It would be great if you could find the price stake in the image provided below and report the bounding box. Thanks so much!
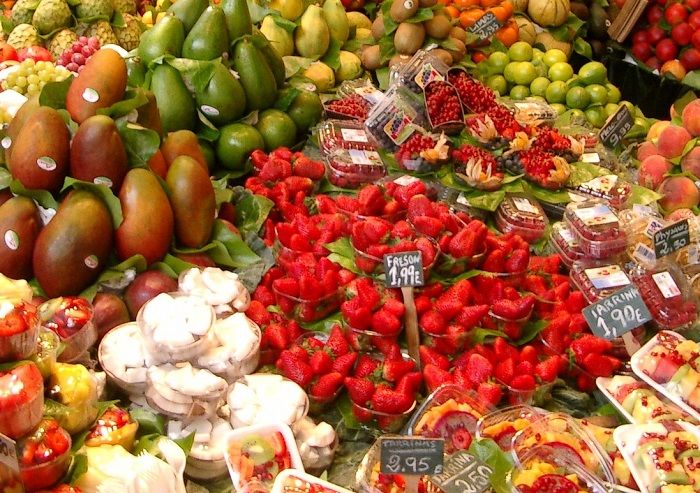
[384,252,425,288]
[0,433,22,492]
[583,284,652,342]
[599,105,634,148]
[429,451,493,493]
[380,437,444,475]
[467,12,501,40]
[654,219,690,258]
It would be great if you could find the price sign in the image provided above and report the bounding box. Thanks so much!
[0,433,22,492]
[654,219,690,258]
[380,437,444,475]
[583,284,652,340]
[429,451,493,493]
[384,252,424,288]
[468,12,501,40]
[599,105,634,148]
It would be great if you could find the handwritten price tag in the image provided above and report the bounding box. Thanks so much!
[599,105,633,148]
[468,11,502,40]
[429,451,493,493]
[654,219,690,258]
[0,432,22,492]
[583,284,652,340]
[384,252,424,288]
[380,437,444,475]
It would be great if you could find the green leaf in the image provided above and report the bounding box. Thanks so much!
[65,453,88,485]
[39,76,74,110]
[116,120,161,169]
[336,393,360,430]
[470,328,508,344]
[407,7,434,22]
[516,319,548,345]
[43,398,71,422]
[210,220,261,267]
[438,37,458,51]
[673,92,696,116]
[567,162,610,187]
[283,56,314,79]
[232,187,274,234]
[174,432,196,455]
[0,167,10,190]
[196,110,221,142]
[342,36,374,52]
[301,311,342,332]
[130,406,166,436]
[321,38,342,71]
[380,0,398,34]
[271,12,297,32]
[79,254,148,301]
[134,433,162,456]
[10,179,58,209]
[573,37,593,59]
[97,89,149,119]
[629,183,662,205]
[468,438,514,493]
[376,67,390,91]
[274,87,300,112]
[162,253,198,274]
[61,177,123,227]
[378,35,395,64]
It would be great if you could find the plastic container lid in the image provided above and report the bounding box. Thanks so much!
[570,259,632,304]
[570,174,632,210]
[364,86,426,151]
[317,120,377,155]
[392,50,449,95]
[564,199,627,259]
[476,405,545,451]
[495,194,548,243]
[549,222,584,268]
[325,149,387,189]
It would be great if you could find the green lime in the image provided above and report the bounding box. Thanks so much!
[545,80,568,104]
[285,89,323,134]
[198,139,215,170]
[532,48,544,63]
[578,61,607,85]
[510,85,530,100]
[503,62,519,84]
[486,74,508,96]
[568,108,586,120]
[604,103,619,117]
[548,62,574,82]
[543,49,568,67]
[551,103,567,115]
[508,41,534,62]
[566,86,591,110]
[533,59,548,78]
[513,61,538,85]
[530,76,550,97]
[585,106,608,128]
[530,95,546,102]
[255,109,298,152]
[216,123,265,170]
[585,84,608,106]
[487,51,510,74]
[606,83,621,104]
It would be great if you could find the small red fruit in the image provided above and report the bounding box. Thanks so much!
[647,5,664,23]
[632,41,653,61]
[646,56,662,70]
[656,38,679,62]
[671,22,693,46]
[665,3,689,25]
[0,42,17,62]
[689,10,700,29]
[693,29,700,49]
[632,30,650,45]
[647,24,666,44]
[680,47,700,70]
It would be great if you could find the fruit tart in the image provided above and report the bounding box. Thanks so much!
[476,405,544,451]
[0,361,44,439]
[85,406,138,451]
[18,419,71,492]
[452,144,504,191]
[41,297,96,363]
[0,275,39,362]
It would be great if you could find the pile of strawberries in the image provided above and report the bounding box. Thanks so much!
[275,213,346,260]
[341,277,405,342]
[246,298,307,365]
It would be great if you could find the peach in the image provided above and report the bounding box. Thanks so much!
[637,141,659,161]
[657,124,692,158]
[667,208,696,222]
[647,120,671,142]
[682,99,700,136]
[681,146,700,178]
[658,176,700,214]
[638,155,672,189]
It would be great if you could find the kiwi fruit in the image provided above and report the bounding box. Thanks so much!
[445,37,466,62]
[371,14,386,40]
[390,0,419,23]
[389,54,411,69]
[239,434,274,465]
[430,48,453,66]
[394,22,426,55]
[449,26,467,43]
[424,14,452,39]
[361,44,382,70]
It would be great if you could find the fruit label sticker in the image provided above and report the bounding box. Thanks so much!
[380,437,444,475]
[1,137,11,150]
[584,265,631,290]
[468,12,502,40]
[82,87,99,103]
[429,451,493,493]
[512,197,539,215]
[644,219,665,239]
[0,433,20,475]
[36,156,56,172]
[583,284,652,340]
[414,63,444,90]
[93,176,113,188]
[574,204,618,226]
[652,271,682,299]
[653,219,690,258]
[558,226,578,248]
[384,110,418,145]
[3,230,18,251]
[581,152,601,163]
[200,105,220,117]
[384,251,424,288]
[348,149,383,167]
[354,85,384,105]
[84,255,98,269]
[340,128,369,143]
[599,105,633,148]
[632,243,656,266]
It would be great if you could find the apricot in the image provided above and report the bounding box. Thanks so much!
[682,99,700,137]
[647,120,671,142]
[657,124,692,158]
[681,146,700,178]
[658,176,700,214]
[638,155,672,189]
[667,208,696,222]
[636,141,659,161]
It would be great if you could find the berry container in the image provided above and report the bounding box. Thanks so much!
[392,50,449,94]
[495,194,548,243]
[343,321,402,353]
[273,285,342,324]
[364,85,426,151]
[549,222,584,268]
[627,259,698,331]
[41,296,97,363]
[325,149,387,189]
[273,469,353,493]
[423,80,464,135]
[337,79,384,106]
[570,259,632,304]
[323,94,371,121]
[18,419,72,492]
[476,405,545,451]
[0,361,44,440]
[0,302,39,362]
[569,174,632,210]
[406,385,490,453]
[564,200,627,259]
[317,120,377,155]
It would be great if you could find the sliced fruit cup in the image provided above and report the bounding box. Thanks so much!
[316,120,378,155]
[343,321,402,353]
[273,286,342,324]
[510,413,616,485]
[30,328,60,380]
[0,301,40,362]
[419,322,470,354]
[0,361,44,440]
[224,422,304,493]
[407,384,491,453]
[325,149,387,189]
[476,405,545,451]
[356,439,431,493]
[563,199,627,260]
[508,445,610,493]
[98,322,156,395]
[40,296,97,363]
[549,222,584,269]
[273,240,325,273]
[495,194,549,244]
[18,419,72,492]
[272,469,353,493]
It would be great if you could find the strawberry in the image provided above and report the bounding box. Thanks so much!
[515,360,534,376]
[342,299,373,330]
[285,321,305,342]
[371,309,402,336]
[523,275,548,296]
[466,353,493,385]
[407,195,434,221]
[396,371,422,396]
[477,382,503,406]
[419,345,451,371]
[434,290,464,321]
[482,249,506,272]
[362,218,393,244]
[495,358,515,385]
[504,249,529,273]
[420,310,447,335]
[253,285,276,307]
[309,350,333,375]
[299,275,322,300]
[423,364,453,391]
[283,176,314,196]
[354,277,381,308]
[540,314,571,354]
[453,367,474,389]
[455,305,489,329]
[448,229,477,259]
[510,374,536,391]
[382,359,416,383]
[288,345,310,361]
[326,325,350,357]
[569,313,588,334]
[272,278,299,298]
[293,157,325,180]
[310,372,344,400]
[493,337,519,361]
[519,345,538,366]
[581,353,621,378]
[332,352,357,377]
[271,147,293,161]
[358,184,386,215]
[383,298,406,318]
[262,324,289,350]
[246,300,271,327]
[250,149,268,169]
[345,377,375,405]
[355,354,381,378]
[570,334,613,363]
[259,158,293,181]
[416,237,437,266]
[412,216,443,238]
[535,357,560,382]
[277,350,314,388]
[491,295,535,320]
[451,280,474,304]
[371,387,414,414]
[338,269,356,286]
[391,220,414,239]
[566,291,587,314]
[474,344,497,365]
[393,181,427,207]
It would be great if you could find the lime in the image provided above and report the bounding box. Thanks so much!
[255,109,298,152]
[568,108,586,120]
[198,139,215,170]
[533,60,548,78]
[513,61,538,85]
[216,123,265,170]
[578,61,607,85]
[545,80,568,104]
[551,103,567,115]
[530,95,546,102]
[585,106,608,128]
[543,49,568,67]
[487,51,510,75]
[510,85,530,100]
[530,76,550,97]
[604,103,619,117]
[503,62,519,84]
[486,74,508,96]
[548,62,574,82]
[508,41,534,62]
[606,83,621,104]
[532,48,544,63]
[285,89,323,133]
[565,86,591,110]
[585,84,608,106]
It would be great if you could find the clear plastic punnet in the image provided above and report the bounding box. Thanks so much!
[564,199,627,259]
[0,301,38,362]
[168,415,233,481]
[495,194,549,243]
[570,174,632,209]
[317,120,378,154]
[549,222,584,268]
[0,361,43,440]
[392,50,450,94]
[570,259,633,304]
[42,296,97,363]
[325,148,387,189]
[476,405,545,451]
[272,469,353,493]
[364,86,426,151]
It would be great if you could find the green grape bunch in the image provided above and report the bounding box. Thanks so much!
[1,59,71,96]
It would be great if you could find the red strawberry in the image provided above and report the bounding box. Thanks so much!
[407,195,434,221]
[391,220,413,239]
[338,269,356,286]
[420,310,447,335]
[569,313,588,334]
[451,280,474,304]
[523,275,548,296]
[342,299,373,330]
[277,350,314,388]
[310,372,343,400]
[332,352,357,377]
[466,353,493,385]
[371,309,402,335]
[412,216,443,238]
[423,364,453,391]
[299,275,322,300]
[448,229,477,258]
[570,334,613,363]
[309,350,333,375]
[540,314,572,354]
[326,325,349,357]
[396,371,422,396]
[482,249,506,272]
[371,387,414,414]
[510,374,536,391]
[535,357,560,382]
[345,377,376,405]
[515,360,534,376]
[474,344,497,365]
[419,345,450,371]
[253,285,276,307]
[493,337,519,361]
[382,359,416,382]
[519,345,538,366]
[250,149,268,169]
[293,157,325,180]
[383,298,406,318]
[246,300,271,327]
[272,278,299,297]
[259,158,293,181]
[354,277,381,308]
[262,324,289,350]
[362,218,392,244]
[491,295,535,320]
[283,176,314,196]
[358,184,387,215]
[393,181,427,207]
[434,291,464,321]
[285,321,304,342]
[288,345,310,361]
[504,249,529,273]
[581,353,621,378]
[355,354,381,378]
[455,305,489,329]
[495,358,515,385]
[416,237,437,266]
[271,147,293,161]
[477,381,503,406]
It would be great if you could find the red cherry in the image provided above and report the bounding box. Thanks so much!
[665,3,689,25]
[680,47,700,70]
[646,56,662,70]
[647,5,664,24]
[692,29,700,50]
[656,38,679,62]
[685,0,700,8]
[689,10,700,29]
[632,41,654,60]
[647,24,667,44]
[671,22,693,45]
[632,30,650,45]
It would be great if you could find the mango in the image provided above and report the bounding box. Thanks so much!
[167,0,207,33]
[148,149,167,178]
[138,14,185,64]
[135,88,163,135]
[150,63,196,133]
[4,95,40,162]
[323,0,349,45]
[70,115,128,191]
[252,31,286,88]
[166,156,215,248]
[161,130,208,171]
[182,6,229,60]
[33,190,114,297]
[232,38,278,112]
[0,196,41,280]
[260,15,294,57]
[116,168,174,264]
[195,62,246,126]
[8,106,70,192]
[66,49,127,124]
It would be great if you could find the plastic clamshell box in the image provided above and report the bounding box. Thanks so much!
[571,174,632,210]
[630,330,700,423]
[550,222,584,268]
[364,86,426,151]
[564,199,627,259]
[272,469,353,493]
[495,194,549,243]
[476,405,545,451]
[510,412,616,485]
[613,420,700,493]
[325,148,387,189]
[225,422,304,493]
[569,259,633,304]
[392,50,450,95]
[317,120,378,154]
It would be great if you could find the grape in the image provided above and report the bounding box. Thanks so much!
[27,74,40,85]
[5,73,16,87]
[66,62,79,72]
[71,53,86,65]
[15,76,27,88]
[79,36,88,44]
[81,46,94,57]
[88,38,100,49]
[27,84,40,95]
